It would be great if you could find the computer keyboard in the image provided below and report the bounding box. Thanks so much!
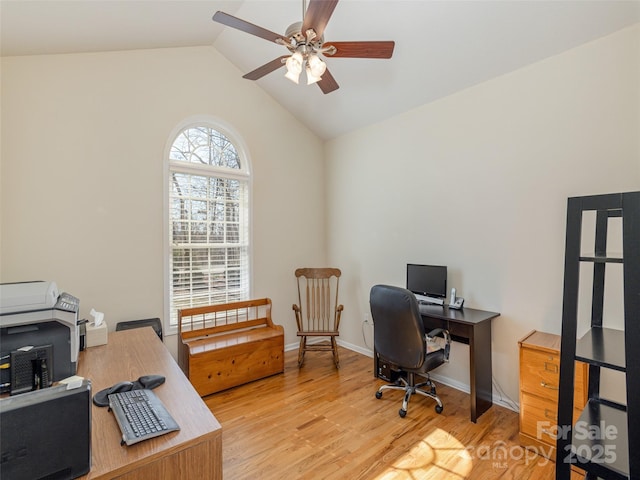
[108,389,180,446]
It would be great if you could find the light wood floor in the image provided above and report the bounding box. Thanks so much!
[204,347,557,479]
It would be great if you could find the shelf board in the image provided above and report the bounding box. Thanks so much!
[575,327,626,372]
[570,399,628,479]
[579,254,623,264]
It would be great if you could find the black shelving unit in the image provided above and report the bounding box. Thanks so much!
[556,191,640,480]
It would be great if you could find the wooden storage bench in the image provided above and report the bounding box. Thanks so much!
[178,298,284,397]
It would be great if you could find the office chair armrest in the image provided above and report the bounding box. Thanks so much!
[426,328,450,342]
[426,328,451,362]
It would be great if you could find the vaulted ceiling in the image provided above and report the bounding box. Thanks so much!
[2,1,638,139]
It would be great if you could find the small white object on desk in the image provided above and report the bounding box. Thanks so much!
[59,375,85,390]
[448,287,465,310]
[86,308,108,347]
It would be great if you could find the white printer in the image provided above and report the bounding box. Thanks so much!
[0,281,80,392]
[0,281,61,315]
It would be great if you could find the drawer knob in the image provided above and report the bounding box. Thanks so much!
[540,382,559,390]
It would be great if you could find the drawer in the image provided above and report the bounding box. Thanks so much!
[520,392,557,446]
[520,392,584,447]
[422,316,471,344]
[520,352,588,407]
[520,348,560,400]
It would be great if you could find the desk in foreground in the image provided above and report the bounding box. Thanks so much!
[78,328,222,479]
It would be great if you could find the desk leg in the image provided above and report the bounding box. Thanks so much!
[469,321,493,423]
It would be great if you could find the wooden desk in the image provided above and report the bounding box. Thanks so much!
[419,305,499,423]
[77,328,222,479]
[374,305,499,423]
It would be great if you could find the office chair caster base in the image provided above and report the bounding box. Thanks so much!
[375,391,382,399]
[435,404,443,414]
[399,408,407,418]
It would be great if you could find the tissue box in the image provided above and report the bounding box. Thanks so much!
[85,321,108,347]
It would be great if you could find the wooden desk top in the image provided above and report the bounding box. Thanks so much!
[419,304,500,325]
[77,328,222,479]
[518,329,561,354]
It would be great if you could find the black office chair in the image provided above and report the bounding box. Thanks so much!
[370,284,451,417]
[115,318,163,341]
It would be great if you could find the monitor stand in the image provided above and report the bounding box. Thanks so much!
[414,294,444,306]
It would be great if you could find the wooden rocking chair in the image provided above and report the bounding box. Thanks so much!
[293,268,343,368]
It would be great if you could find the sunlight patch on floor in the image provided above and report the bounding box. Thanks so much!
[375,428,472,479]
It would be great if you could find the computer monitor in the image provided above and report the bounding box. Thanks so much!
[0,381,91,479]
[406,264,447,298]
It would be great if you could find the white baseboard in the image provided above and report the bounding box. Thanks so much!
[337,338,374,357]
[284,338,373,356]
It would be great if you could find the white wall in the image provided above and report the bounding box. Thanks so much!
[325,25,640,405]
[1,46,326,356]
[2,26,638,406]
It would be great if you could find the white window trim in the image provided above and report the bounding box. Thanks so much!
[163,115,253,336]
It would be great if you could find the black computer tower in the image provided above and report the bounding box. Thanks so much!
[377,356,400,382]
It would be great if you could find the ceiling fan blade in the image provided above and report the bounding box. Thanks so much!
[324,41,395,59]
[213,11,287,44]
[242,56,289,80]
[317,68,339,94]
[301,0,339,40]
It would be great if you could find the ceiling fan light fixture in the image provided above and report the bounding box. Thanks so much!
[285,69,301,84]
[306,65,322,85]
[212,0,395,94]
[307,53,327,78]
[285,51,303,84]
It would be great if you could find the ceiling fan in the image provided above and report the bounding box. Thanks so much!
[212,0,395,94]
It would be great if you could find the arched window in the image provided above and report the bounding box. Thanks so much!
[166,123,250,329]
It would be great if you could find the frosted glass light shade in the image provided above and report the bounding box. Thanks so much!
[285,51,303,83]
[307,54,326,77]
